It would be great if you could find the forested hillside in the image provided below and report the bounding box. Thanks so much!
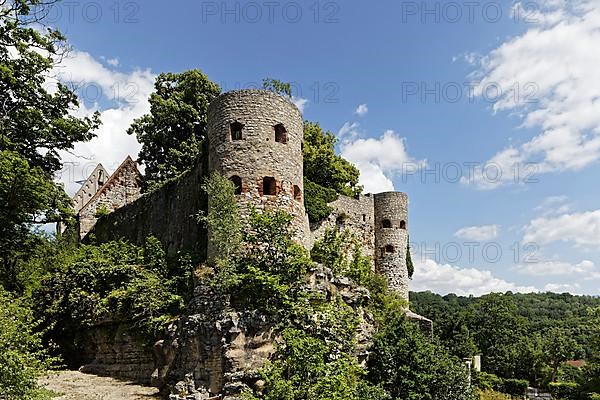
[411,291,600,398]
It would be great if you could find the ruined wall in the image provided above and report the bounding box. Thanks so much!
[78,323,155,384]
[207,90,310,250]
[73,164,108,212]
[373,192,409,301]
[90,161,208,257]
[79,158,142,238]
[309,194,376,260]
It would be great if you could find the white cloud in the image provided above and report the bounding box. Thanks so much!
[411,258,538,296]
[106,58,119,67]
[292,96,308,113]
[354,104,368,116]
[339,128,420,194]
[467,0,600,188]
[514,259,596,276]
[534,195,571,216]
[523,209,600,247]
[455,225,498,241]
[544,282,582,294]
[52,50,156,196]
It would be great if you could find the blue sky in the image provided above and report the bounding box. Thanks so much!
[50,0,600,296]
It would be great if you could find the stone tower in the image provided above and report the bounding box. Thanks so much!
[374,192,409,301]
[207,90,310,247]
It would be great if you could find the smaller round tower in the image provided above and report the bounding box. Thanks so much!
[373,192,410,301]
[206,90,309,246]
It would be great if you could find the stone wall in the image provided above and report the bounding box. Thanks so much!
[78,323,155,384]
[89,160,208,257]
[309,194,376,260]
[79,157,142,238]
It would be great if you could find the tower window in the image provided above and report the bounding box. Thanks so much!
[230,122,244,141]
[98,171,104,186]
[274,124,287,144]
[293,185,302,201]
[400,220,406,229]
[230,175,243,195]
[385,245,395,254]
[262,177,277,196]
[382,219,392,229]
[362,214,366,222]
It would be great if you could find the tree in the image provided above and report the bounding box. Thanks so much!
[1,0,100,175]
[128,70,221,190]
[1,0,99,289]
[468,294,530,379]
[262,78,292,97]
[367,301,474,400]
[543,328,578,382]
[303,121,361,197]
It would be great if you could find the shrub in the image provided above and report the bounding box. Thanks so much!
[474,372,504,391]
[500,378,529,397]
[0,288,57,399]
[548,381,580,400]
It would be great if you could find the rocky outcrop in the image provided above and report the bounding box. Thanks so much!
[154,265,375,399]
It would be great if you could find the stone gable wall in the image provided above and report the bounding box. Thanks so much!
[89,161,208,258]
[78,160,141,238]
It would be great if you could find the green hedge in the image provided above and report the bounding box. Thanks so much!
[548,382,580,400]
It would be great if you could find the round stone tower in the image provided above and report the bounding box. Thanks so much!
[207,89,309,245]
[373,192,409,301]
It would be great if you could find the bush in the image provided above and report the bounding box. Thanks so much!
[474,372,504,391]
[0,288,56,399]
[548,381,580,400]
[500,378,529,397]
[35,237,191,361]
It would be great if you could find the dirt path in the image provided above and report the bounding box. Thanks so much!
[39,370,160,400]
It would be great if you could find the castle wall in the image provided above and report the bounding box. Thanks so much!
[309,194,376,261]
[374,192,409,301]
[89,161,207,258]
[79,159,141,238]
[73,164,108,212]
[207,90,310,249]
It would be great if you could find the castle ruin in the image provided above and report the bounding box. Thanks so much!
[74,89,411,299]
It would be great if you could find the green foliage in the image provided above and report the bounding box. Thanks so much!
[94,205,111,218]
[303,179,338,223]
[242,298,386,400]
[232,209,312,314]
[406,236,414,279]
[198,172,243,285]
[474,372,504,392]
[0,1,100,176]
[128,69,221,191]
[500,378,529,397]
[262,78,292,97]
[410,291,600,387]
[367,300,475,400]
[548,381,580,400]
[543,327,579,382]
[0,0,97,293]
[0,151,74,291]
[0,288,57,399]
[35,238,191,353]
[303,121,362,198]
